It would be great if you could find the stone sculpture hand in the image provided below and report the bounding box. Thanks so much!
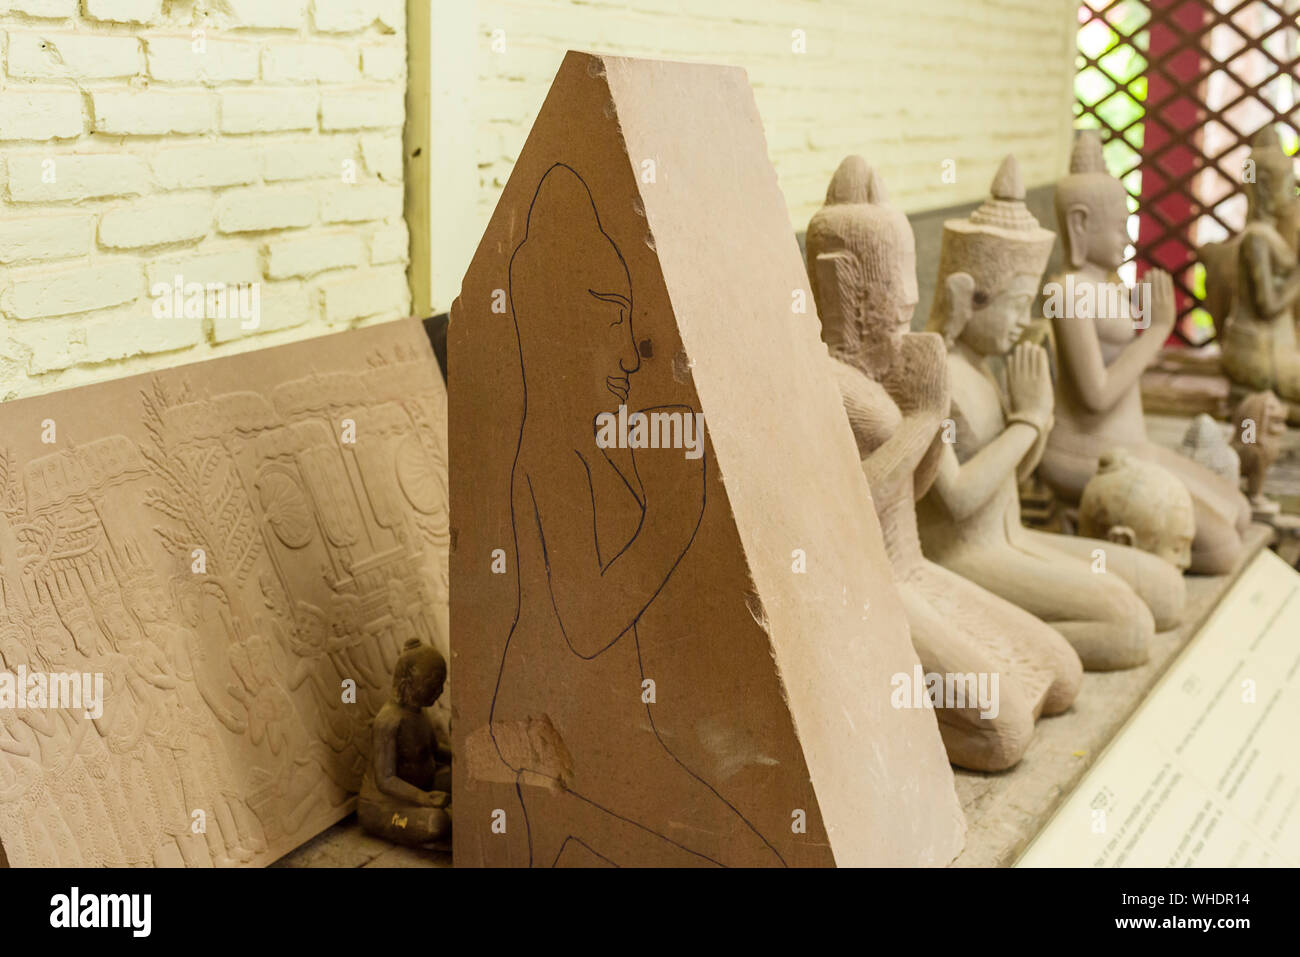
[1006,341,1054,433]
[1146,268,1176,337]
[883,332,949,419]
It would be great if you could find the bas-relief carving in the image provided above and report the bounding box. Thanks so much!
[1040,130,1251,575]
[918,155,1184,672]
[0,320,450,867]
[807,155,1081,771]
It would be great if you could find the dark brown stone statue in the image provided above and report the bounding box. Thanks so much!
[358,638,452,846]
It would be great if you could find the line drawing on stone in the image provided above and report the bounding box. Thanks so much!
[487,163,785,867]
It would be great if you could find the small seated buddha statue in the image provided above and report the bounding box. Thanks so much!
[358,638,452,846]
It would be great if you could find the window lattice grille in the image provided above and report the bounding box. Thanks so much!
[1074,0,1299,345]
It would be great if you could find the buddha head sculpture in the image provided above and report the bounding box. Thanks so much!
[806,156,918,378]
[1055,130,1129,273]
[1078,449,1196,570]
[1244,126,1298,225]
[1231,390,1288,501]
[927,155,1055,356]
[1179,413,1240,485]
[392,637,448,710]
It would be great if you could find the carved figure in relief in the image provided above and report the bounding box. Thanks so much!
[0,323,450,867]
[120,541,262,864]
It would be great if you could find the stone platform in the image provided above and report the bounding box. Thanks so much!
[281,522,1276,869]
[276,821,450,868]
[952,523,1274,867]
[280,522,1276,869]
[282,406,1292,868]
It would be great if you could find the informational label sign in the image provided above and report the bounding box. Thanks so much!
[1020,549,1300,867]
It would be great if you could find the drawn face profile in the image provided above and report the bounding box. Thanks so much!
[509,164,640,421]
[486,163,783,869]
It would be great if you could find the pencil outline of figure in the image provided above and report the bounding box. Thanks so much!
[487,162,784,867]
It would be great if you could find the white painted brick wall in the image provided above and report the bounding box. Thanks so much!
[4,0,77,18]
[146,247,260,290]
[467,0,1079,232]
[320,87,404,130]
[320,264,408,323]
[83,0,163,26]
[320,183,402,223]
[219,88,319,133]
[370,222,408,265]
[98,197,212,248]
[313,0,404,35]
[145,36,260,84]
[3,261,142,318]
[6,152,152,201]
[266,230,365,278]
[215,187,316,233]
[0,89,82,139]
[2,0,1075,397]
[91,90,214,135]
[0,3,409,400]
[263,42,360,83]
[6,33,143,80]
[0,212,93,264]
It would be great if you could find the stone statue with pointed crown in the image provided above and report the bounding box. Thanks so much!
[806,155,1081,771]
[1039,130,1250,574]
[918,156,1185,671]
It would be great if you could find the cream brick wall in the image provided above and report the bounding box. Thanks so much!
[0,0,409,400]
[463,0,1078,247]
